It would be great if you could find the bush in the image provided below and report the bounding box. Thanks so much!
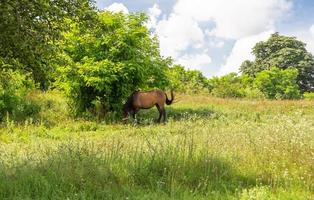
[209,68,301,100]
[242,88,265,99]
[0,68,40,122]
[57,12,170,116]
[303,92,314,100]
[26,90,70,126]
[253,67,301,100]
[209,73,248,98]
[167,65,209,94]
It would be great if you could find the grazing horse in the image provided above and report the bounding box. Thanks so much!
[122,89,174,123]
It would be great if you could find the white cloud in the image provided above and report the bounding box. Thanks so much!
[307,39,314,55]
[146,4,162,29]
[176,52,212,70]
[310,24,314,36]
[209,39,225,48]
[151,0,292,76]
[155,14,204,58]
[104,3,129,14]
[288,24,314,56]
[308,25,314,54]
[294,25,314,55]
[173,0,292,39]
[218,30,273,76]
[219,24,314,76]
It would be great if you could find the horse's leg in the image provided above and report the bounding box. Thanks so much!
[133,108,139,123]
[159,105,166,123]
[162,107,166,123]
[156,104,162,123]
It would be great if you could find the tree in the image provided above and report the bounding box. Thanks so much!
[253,67,301,99]
[0,0,96,89]
[166,65,209,94]
[166,65,186,91]
[185,70,209,93]
[58,12,171,115]
[240,60,257,77]
[240,33,314,92]
[209,73,247,98]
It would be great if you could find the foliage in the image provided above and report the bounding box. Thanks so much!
[303,92,314,100]
[0,66,40,122]
[0,0,96,89]
[28,90,70,127]
[209,73,251,98]
[253,67,301,99]
[57,12,170,115]
[167,65,209,94]
[240,33,314,92]
[239,60,255,77]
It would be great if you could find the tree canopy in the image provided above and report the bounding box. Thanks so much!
[0,0,96,89]
[240,33,314,92]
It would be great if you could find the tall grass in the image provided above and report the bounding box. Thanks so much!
[0,93,313,199]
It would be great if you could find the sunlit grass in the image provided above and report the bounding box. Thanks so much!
[0,93,313,199]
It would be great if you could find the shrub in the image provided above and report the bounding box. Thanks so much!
[303,92,314,100]
[242,88,265,99]
[209,73,248,98]
[0,68,40,122]
[167,65,209,94]
[26,90,70,126]
[57,12,170,116]
[209,68,301,100]
[253,67,301,99]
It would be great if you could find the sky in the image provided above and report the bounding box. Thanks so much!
[96,0,314,77]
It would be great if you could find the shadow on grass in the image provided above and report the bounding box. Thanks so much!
[131,107,218,125]
[0,141,260,199]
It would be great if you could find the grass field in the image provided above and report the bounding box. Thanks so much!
[0,93,313,199]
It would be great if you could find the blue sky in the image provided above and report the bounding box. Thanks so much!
[96,0,314,77]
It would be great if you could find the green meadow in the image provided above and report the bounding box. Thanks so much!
[0,93,313,199]
[2,1,314,199]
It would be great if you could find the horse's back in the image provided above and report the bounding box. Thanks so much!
[133,90,165,108]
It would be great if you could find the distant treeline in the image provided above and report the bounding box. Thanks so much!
[1,0,314,121]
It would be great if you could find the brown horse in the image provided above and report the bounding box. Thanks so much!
[122,89,174,123]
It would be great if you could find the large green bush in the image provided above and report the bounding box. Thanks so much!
[166,65,209,94]
[303,92,314,100]
[0,67,40,122]
[209,68,301,100]
[253,67,301,99]
[209,73,249,98]
[208,73,266,99]
[58,12,170,115]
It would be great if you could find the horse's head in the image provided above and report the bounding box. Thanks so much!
[122,91,138,122]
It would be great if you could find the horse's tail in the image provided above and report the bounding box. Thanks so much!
[165,90,174,105]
